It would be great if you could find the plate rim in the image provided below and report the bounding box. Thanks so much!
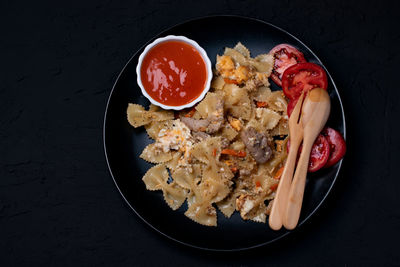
[103,14,346,251]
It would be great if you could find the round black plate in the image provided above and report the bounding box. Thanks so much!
[103,15,346,251]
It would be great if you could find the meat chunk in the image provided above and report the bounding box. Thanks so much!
[205,96,224,133]
[180,96,225,134]
[207,119,223,133]
[180,117,209,132]
[240,127,272,164]
[192,131,210,142]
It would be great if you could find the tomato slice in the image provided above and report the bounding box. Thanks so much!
[308,134,330,172]
[282,63,328,100]
[322,127,346,168]
[269,44,306,87]
[287,134,330,172]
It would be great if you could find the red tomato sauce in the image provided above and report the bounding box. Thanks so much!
[140,40,207,106]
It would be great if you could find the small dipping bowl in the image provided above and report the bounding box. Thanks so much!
[136,35,212,110]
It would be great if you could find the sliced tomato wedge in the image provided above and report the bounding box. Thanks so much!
[322,127,346,168]
[287,134,330,172]
[269,44,306,87]
[282,63,328,100]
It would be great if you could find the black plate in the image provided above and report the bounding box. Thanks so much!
[103,15,346,251]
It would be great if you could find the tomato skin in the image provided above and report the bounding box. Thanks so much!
[269,44,306,87]
[322,127,346,168]
[308,135,330,172]
[281,63,328,100]
[287,134,331,172]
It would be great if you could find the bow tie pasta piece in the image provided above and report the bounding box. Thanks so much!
[195,92,224,120]
[127,103,174,128]
[163,182,188,210]
[142,164,169,191]
[220,45,273,86]
[256,108,281,130]
[185,196,217,227]
[165,151,184,171]
[211,75,225,90]
[145,120,173,140]
[217,123,239,142]
[250,86,272,102]
[127,104,151,127]
[252,54,274,74]
[140,143,173,164]
[233,42,251,58]
[200,166,232,203]
[270,118,289,136]
[223,47,249,67]
[265,91,288,112]
[247,108,281,132]
[190,137,223,164]
[171,164,202,190]
[142,164,187,210]
[222,84,252,120]
[216,189,241,218]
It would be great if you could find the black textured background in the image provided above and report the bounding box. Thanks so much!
[1,0,399,265]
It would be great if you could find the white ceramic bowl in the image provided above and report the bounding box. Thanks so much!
[136,35,212,110]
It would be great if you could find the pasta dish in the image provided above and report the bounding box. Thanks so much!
[127,43,289,226]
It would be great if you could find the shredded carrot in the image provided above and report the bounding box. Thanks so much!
[212,148,217,157]
[270,184,278,191]
[221,149,246,157]
[224,78,238,84]
[184,107,196,118]
[256,101,268,108]
[274,166,284,180]
[255,181,261,188]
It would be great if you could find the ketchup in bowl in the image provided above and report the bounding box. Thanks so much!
[140,40,208,107]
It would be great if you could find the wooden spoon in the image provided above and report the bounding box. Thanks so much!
[284,88,331,230]
[269,92,305,230]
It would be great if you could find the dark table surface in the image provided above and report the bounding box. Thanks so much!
[1,0,399,265]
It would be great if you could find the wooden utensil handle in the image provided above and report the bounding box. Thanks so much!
[269,136,302,230]
[284,139,313,230]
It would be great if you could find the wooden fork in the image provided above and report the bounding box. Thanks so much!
[284,88,330,230]
[269,92,305,230]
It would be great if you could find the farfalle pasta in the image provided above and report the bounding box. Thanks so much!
[127,43,289,226]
